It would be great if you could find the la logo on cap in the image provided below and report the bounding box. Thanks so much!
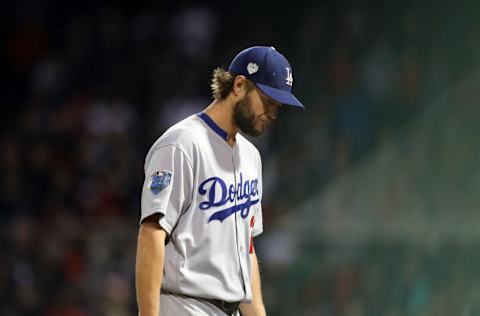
[285,67,293,86]
[247,62,259,75]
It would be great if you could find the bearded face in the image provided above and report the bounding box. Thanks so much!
[232,93,263,137]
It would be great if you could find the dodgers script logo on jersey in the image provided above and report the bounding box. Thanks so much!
[198,173,259,223]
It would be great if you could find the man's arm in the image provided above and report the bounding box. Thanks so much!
[239,246,267,316]
[136,214,167,316]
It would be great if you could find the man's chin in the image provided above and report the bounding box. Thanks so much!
[240,127,263,137]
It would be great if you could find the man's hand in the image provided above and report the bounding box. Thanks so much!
[239,246,267,316]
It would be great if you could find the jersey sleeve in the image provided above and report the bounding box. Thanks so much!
[252,206,263,237]
[252,155,263,237]
[140,144,193,234]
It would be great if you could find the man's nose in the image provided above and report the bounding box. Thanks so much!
[266,112,277,121]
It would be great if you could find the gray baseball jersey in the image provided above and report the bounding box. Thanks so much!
[141,113,263,304]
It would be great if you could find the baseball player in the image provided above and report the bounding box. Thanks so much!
[136,46,304,316]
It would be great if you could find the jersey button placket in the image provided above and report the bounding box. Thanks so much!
[233,146,248,296]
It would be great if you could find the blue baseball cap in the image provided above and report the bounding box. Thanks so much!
[228,46,305,109]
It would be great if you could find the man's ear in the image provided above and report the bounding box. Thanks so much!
[232,75,248,97]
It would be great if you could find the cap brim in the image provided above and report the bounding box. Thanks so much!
[256,83,305,109]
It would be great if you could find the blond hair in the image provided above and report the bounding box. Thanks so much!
[210,67,253,100]
[210,67,235,100]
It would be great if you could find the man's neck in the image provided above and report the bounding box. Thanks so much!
[203,99,239,146]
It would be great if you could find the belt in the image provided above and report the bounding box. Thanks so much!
[161,289,240,316]
[205,298,240,316]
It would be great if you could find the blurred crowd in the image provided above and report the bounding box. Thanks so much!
[1,0,477,315]
[262,243,480,316]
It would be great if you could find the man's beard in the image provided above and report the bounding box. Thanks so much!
[233,95,262,137]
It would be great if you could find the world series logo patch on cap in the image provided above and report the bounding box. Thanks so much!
[247,62,259,75]
[149,171,172,195]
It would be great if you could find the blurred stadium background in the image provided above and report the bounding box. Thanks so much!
[1,0,480,315]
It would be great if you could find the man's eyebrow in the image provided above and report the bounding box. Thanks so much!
[256,86,281,106]
[262,94,281,106]
[268,98,281,107]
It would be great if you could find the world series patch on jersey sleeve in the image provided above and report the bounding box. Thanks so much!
[149,171,172,195]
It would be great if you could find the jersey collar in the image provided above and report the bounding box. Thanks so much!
[197,112,229,142]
